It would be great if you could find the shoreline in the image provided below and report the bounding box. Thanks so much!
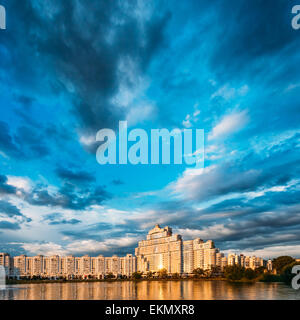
[6,277,282,285]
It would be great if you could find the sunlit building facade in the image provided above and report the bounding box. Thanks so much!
[1,225,267,278]
[135,224,226,274]
[8,253,136,278]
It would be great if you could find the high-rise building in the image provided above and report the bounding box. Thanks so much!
[135,224,224,274]
[13,255,27,276]
[135,225,183,274]
[0,253,12,275]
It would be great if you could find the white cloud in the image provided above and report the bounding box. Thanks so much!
[13,236,140,256]
[79,134,95,146]
[126,102,156,126]
[211,84,249,100]
[285,83,300,92]
[182,104,200,128]
[15,242,68,256]
[208,110,248,141]
[6,176,32,193]
[176,225,234,241]
[223,245,300,260]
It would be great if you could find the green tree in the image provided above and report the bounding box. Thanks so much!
[244,268,256,280]
[255,266,266,275]
[281,261,299,284]
[224,265,245,280]
[272,256,295,274]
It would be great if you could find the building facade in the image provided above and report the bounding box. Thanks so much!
[135,224,227,274]
[1,225,268,278]
[4,253,136,279]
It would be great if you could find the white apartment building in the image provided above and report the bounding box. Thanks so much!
[7,253,136,279]
[1,226,267,278]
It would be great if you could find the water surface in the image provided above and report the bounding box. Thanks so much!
[0,280,299,300]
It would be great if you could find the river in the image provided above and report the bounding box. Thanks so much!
[0,280,299,300]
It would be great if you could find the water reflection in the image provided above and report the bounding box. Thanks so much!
[0,281,299,300]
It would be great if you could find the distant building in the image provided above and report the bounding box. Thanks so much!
[0,253,12,275]
[1,225,267,278]
[267,259,272,271]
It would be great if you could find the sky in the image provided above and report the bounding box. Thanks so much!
[0,0,300,259]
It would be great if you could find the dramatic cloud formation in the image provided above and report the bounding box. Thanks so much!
[0,0,299,259]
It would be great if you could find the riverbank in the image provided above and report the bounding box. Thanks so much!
[6,276,282,285]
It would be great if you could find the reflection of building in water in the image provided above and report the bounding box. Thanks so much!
[1,224,268,278]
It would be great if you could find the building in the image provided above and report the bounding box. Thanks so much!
[3,225,267,278]
[9,253,136,279]
[135,225,183,274]
[135,224,226,275]
[0,253,12,275]
[267,259,272,271]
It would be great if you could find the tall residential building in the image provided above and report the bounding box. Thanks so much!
[13,255,27,276]
[0,253,12,275]
[135,224,224,274]
[135,225,183,274]
[27,255,44,276]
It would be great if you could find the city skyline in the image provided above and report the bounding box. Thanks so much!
[0,1,300,260]
[0,224,270,279]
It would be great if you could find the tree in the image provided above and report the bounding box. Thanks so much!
[192,268,204,278]
[272,256,295,274]
[158,268,168,279]
[281,261,299,284]
[131,272,143,280]
[105,273,115,279]
[146,271,153,279]
[244,268,256,280]
[224,265,245,280]
[255,266,266,275]
[171,273,180,279]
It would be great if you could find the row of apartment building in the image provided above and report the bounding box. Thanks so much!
[0,224,270,278]
[0,253,136,278]
[135,225,268,274]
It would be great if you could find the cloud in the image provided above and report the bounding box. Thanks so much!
[0,221,21,230]
[0,174,17,195]
[43,212,81,225]
[112,179,124,186]
[6,176,32,193]
[15,242,68,256]
[13,236,140,256]
[223,245,300,260]
[56,166,95,183]
[209,0,298,80]
[2,0,170,142]
[0,200,23,218]
[25,182,111,210]
[208,110,248,141]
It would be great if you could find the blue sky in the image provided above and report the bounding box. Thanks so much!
[0,0,300,259]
